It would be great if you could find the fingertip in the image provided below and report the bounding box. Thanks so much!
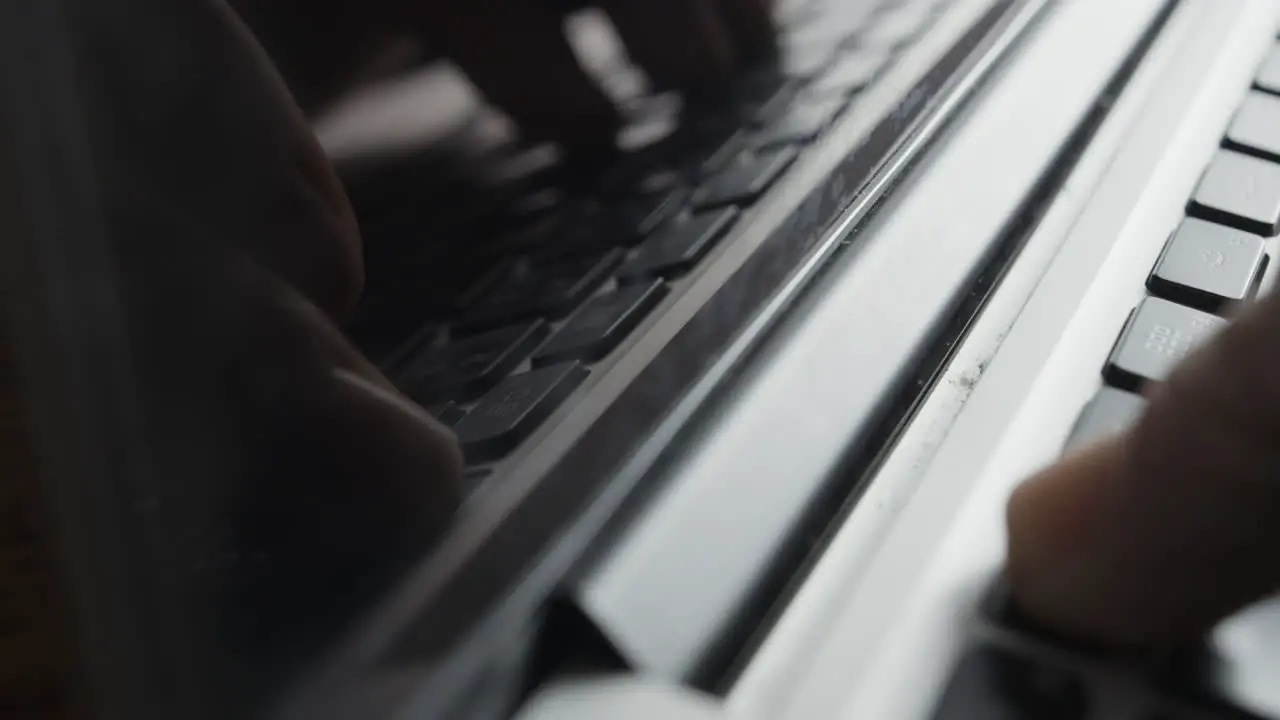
[330,367,465,500]
[1005,437,1142,645]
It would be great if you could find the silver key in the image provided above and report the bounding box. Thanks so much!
[1148,218,1268,313]
[1104,297,1225,391]
[1226,91,1280,163]
[1189,150,1280,237]
[1065,388,1146,452]
[1257,45,1280,96]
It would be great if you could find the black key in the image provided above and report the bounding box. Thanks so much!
[599,144,680,196]
[1256,45,1280,96]
[669,114,745,178]
[455,363,589,463]
[694,131,750,178]
[1065,388,1146,452]
[400,321,549,402]
[727,67,791,115]
[428,402,467,428]
[618,209,739,282]
[808,50,889,97]
[458,250,625,333]
[1188,150,1280,237]
[692,150,799,210]
[598,163,682,213]
[751,83,800,126]
[534,281,669,367]
[547,201,635,255]
[622,186,690,241]
[1224,91,1280,163]
[1147,218,1268,313]
[1104,298,1225,392]
[931,647,1087,720]
[754,99,848,149]
[370,318,443,370]
[483,213,567,259]
[457,259,514,310]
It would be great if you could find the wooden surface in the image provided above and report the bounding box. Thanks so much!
[0,334,86,718]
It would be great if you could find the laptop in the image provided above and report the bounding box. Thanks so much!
[3,0,1280,717]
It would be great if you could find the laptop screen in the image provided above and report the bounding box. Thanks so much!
[1,0,473,717]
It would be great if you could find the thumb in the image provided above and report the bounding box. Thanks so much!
[1007,287,1280,649]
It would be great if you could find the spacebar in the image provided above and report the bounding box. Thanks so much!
[570,0,1166,684]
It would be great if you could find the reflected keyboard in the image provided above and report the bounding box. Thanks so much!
[343,0,953,473]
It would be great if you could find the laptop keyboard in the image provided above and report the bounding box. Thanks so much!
[344,0,953,473]
[928,42,1280,720]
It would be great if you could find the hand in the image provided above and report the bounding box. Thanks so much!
[76,0,462,598]
[83,0,776,581]
[1006,286,1280,648]
[230,0,778,148]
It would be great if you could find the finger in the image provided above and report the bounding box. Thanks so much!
[214,263,463,636]
[712,0,780,60]
[227,0,392,115]
[602,0,736,98]
[235,265,463,546]
[103,0,364,318]
[328,367,464,516]
[95,0,461,501]
[419,1,621,152]
[71,0,464,622]
[1007,289,1280,649]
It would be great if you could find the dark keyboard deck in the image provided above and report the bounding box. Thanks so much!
[343,0,951,473]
